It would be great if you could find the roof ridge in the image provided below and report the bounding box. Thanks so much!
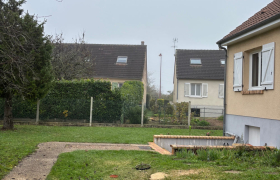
[218,0,280,44]
[176,49,222,51]
[61,43,146,46]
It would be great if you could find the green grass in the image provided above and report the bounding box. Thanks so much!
[47,149,280,180]
[0,125,222,179]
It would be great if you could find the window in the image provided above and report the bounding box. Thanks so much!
[118,83,123,88]
[249,51,261,89]
[184,83,208,97]
[219,84,224,98]
[233,42,275,92]
[117,56,127,63]
[220,59,225,65]
[190,58,201,65]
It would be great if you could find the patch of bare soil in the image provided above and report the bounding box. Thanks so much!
[204,118,223,127]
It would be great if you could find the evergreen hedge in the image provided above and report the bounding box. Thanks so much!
[0,79,122,123]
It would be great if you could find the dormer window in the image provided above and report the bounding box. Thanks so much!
[117,56,127,63]
[190,58,201,65]
[220,59,225,65]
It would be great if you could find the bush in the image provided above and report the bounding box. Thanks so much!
[197,120,210,126]
[165,103,174,115]
[218,115,224,121]
[126,106,148,124]
[191,118,210,126]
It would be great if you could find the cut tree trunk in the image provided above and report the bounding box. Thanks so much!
[2,94,13,130]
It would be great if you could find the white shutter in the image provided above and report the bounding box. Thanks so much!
[219,84,224,98]
[202,83,208,97]
[184,83,190,96]
[233,52,243,91]
[261,42,275,90]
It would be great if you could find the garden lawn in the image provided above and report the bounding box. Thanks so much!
[47,150,280,180]
[0,125,222,179]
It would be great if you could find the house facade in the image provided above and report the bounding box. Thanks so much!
[173,50,225,117]
[217,0,280,147]
[90,42,147,103]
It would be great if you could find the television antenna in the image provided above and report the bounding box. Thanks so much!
[171,38,178,56]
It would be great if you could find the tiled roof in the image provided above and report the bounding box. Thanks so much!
[175,50,225,80]
[217,0,280,44]
[88,44,147,80]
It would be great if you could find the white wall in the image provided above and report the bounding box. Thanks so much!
[177,79,224,107]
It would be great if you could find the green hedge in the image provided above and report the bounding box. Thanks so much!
[0,79,122,123]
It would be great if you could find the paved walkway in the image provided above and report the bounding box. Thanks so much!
[3,142,153,180]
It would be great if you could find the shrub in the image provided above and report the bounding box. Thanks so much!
[218,115,224,121]
[126,106,148,124]
[165,103,174,115]
[120,81,144,119]
[174,102,189,122]
[191,118,210,126]
[197,120,210,126]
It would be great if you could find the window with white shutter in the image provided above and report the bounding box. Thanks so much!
[233,52,243,91]
[184,83,190,96]
[261,42,275,90]
[202,83,208,97]
[219,84,224,98]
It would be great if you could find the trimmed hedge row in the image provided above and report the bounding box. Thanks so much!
[0,79,122,123]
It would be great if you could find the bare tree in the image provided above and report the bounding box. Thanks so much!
[51,33,95,80]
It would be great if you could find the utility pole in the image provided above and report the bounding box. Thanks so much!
[159,53,162,98]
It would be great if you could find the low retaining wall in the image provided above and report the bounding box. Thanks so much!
[170,144,276,155]
[0,121,223,130]
[154,135,235,152]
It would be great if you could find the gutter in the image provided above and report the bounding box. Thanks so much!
[218,44,227,136]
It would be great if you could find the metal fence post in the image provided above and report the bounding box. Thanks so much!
[188,101,191,127]
[204,107,205,121]
[36,99,40,124]
[141,99,144,127]
[89,97,93,127]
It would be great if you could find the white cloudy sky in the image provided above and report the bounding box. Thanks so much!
[23,0,272,94]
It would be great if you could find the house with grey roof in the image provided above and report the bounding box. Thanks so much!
[173,49,226,117]
[217,0,280,147]
[92,41,147,103]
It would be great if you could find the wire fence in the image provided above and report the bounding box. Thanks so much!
[0,98,223,128]
[0,97,146,125]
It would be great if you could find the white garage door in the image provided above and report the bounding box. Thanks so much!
[248,126,260,146]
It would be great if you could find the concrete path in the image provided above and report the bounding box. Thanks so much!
[3,142,153,180]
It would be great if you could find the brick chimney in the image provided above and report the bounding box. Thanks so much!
[141,41,144,45]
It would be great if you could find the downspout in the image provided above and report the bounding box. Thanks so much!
[218,44,227,136]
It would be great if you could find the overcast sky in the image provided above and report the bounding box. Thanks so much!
[23,0,272,94]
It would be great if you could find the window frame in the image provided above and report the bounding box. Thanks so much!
[190,83,202,97]
[219,84,224,98]
[118,83,123,88]
[249,50,263,90]
[190,58,201,65]
[117,56,128,64]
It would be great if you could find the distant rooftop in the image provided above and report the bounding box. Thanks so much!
[175,49,225,80]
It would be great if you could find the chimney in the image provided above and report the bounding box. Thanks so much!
[141,41,144,45]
